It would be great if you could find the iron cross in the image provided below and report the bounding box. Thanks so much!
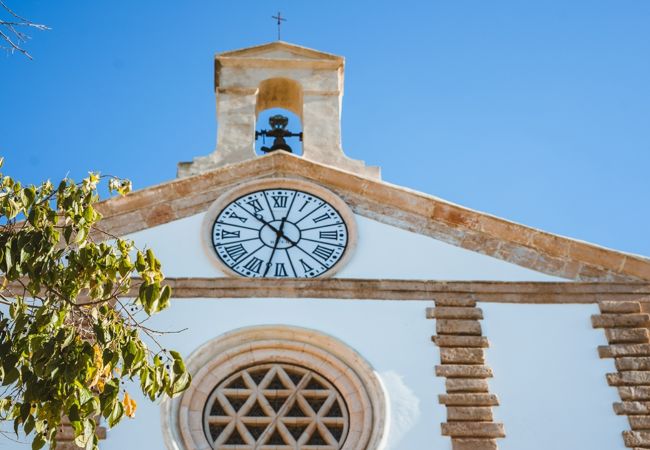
[272,12,286,40]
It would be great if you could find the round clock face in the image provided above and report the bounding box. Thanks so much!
[211,187,351,278]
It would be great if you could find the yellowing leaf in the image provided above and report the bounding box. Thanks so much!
[93,344,103,369]
[123,392,137,418]
[88,344,104,389]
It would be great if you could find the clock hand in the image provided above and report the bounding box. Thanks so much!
[277,230,298,246]
[254,214,282,234]
[263,217,287,277]
[254,213,299,246]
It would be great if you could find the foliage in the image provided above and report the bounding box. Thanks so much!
[0,160,190,449]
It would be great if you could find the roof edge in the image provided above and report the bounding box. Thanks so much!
[94,153,650,282]
[216,41,343,62]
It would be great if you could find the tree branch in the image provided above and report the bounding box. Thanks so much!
[0,1,49,59]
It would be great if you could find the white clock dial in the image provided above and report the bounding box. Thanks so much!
[211,188,350,278]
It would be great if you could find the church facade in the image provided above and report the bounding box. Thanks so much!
[62,42,650,450]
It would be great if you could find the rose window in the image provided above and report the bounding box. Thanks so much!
[203,363,349,449]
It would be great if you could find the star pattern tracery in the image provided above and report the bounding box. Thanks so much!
[203,363,349,449]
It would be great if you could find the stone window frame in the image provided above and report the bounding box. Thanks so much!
[203,362,350,448]
[161,325,387,450]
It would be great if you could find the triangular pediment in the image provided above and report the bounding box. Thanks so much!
[218,41,343,64]
[95,152,650,282]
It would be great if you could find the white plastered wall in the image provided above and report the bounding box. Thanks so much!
[2,214,627,450]
[126,212,565,281]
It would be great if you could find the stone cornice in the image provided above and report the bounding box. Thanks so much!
[94,152,650,282]
[9,278,642,303]
[216,41,343,63]
[150,279,650,303]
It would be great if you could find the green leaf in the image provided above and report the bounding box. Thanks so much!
[24,414,35,435]
[2,367,19,386]
[171,372,191,396]
[31,433,46,450]
[107,401,123,428]
[0,168,187,446]
[74,418,95,448]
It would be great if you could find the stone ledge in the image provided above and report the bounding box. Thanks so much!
[441,422,505,438]
[447,406,494,422]
[623,430,650,447]
[20,277,648,303]
[617,357,650,371]
[427,307,484,320]
[434,298,478,307]
[592,314,650,329]
[433,335,490,348]
[614,402,650,415]
[629,416,650,430]
[608,372,650,386]
[446,379,490,393]
[436,365,494,379]
[439,394,500,406]
[606,328,650,344]
[599,344,650,359]
[600,301,643,314]
[440,348,485,365]
[619,387,650,401]
[451,438,498,450]
[437,320,483,336]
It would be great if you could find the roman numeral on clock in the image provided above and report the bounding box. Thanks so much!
[312,213,330,223]
[312,245,334,261]
[319,230,338,240]
[221,230,240,239]
[224,243,247,262]
[246,199,264,213]
[299,259,314,272]
[228,211,247,223]
[243,257,263,274]
[274,263,288,277]
[272,195,288,208]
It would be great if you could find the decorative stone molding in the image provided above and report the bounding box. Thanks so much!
[593,301,650,448]
[161,326,387,450]
[20,278,647,304]
[94,152,650,282]
[428,299,506,450]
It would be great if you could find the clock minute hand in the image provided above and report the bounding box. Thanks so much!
[263,217,287,277]
[277,229,298,246]
[254,214,282,234]
[254,213,298,246]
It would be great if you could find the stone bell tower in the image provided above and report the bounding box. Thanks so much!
[178,41,380,179]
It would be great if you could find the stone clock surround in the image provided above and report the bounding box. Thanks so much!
[200,178,358,279]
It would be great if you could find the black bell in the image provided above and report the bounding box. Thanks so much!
[255,115,303,154]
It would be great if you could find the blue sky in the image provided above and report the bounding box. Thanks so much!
[1,0,649,257]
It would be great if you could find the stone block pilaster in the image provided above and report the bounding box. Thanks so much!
[593,301,650,449]
[428,299,505,450]
[55,417,106,449]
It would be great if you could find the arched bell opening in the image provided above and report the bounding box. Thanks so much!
[254,78,304,156]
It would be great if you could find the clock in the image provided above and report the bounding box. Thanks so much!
[203,179,357,278]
